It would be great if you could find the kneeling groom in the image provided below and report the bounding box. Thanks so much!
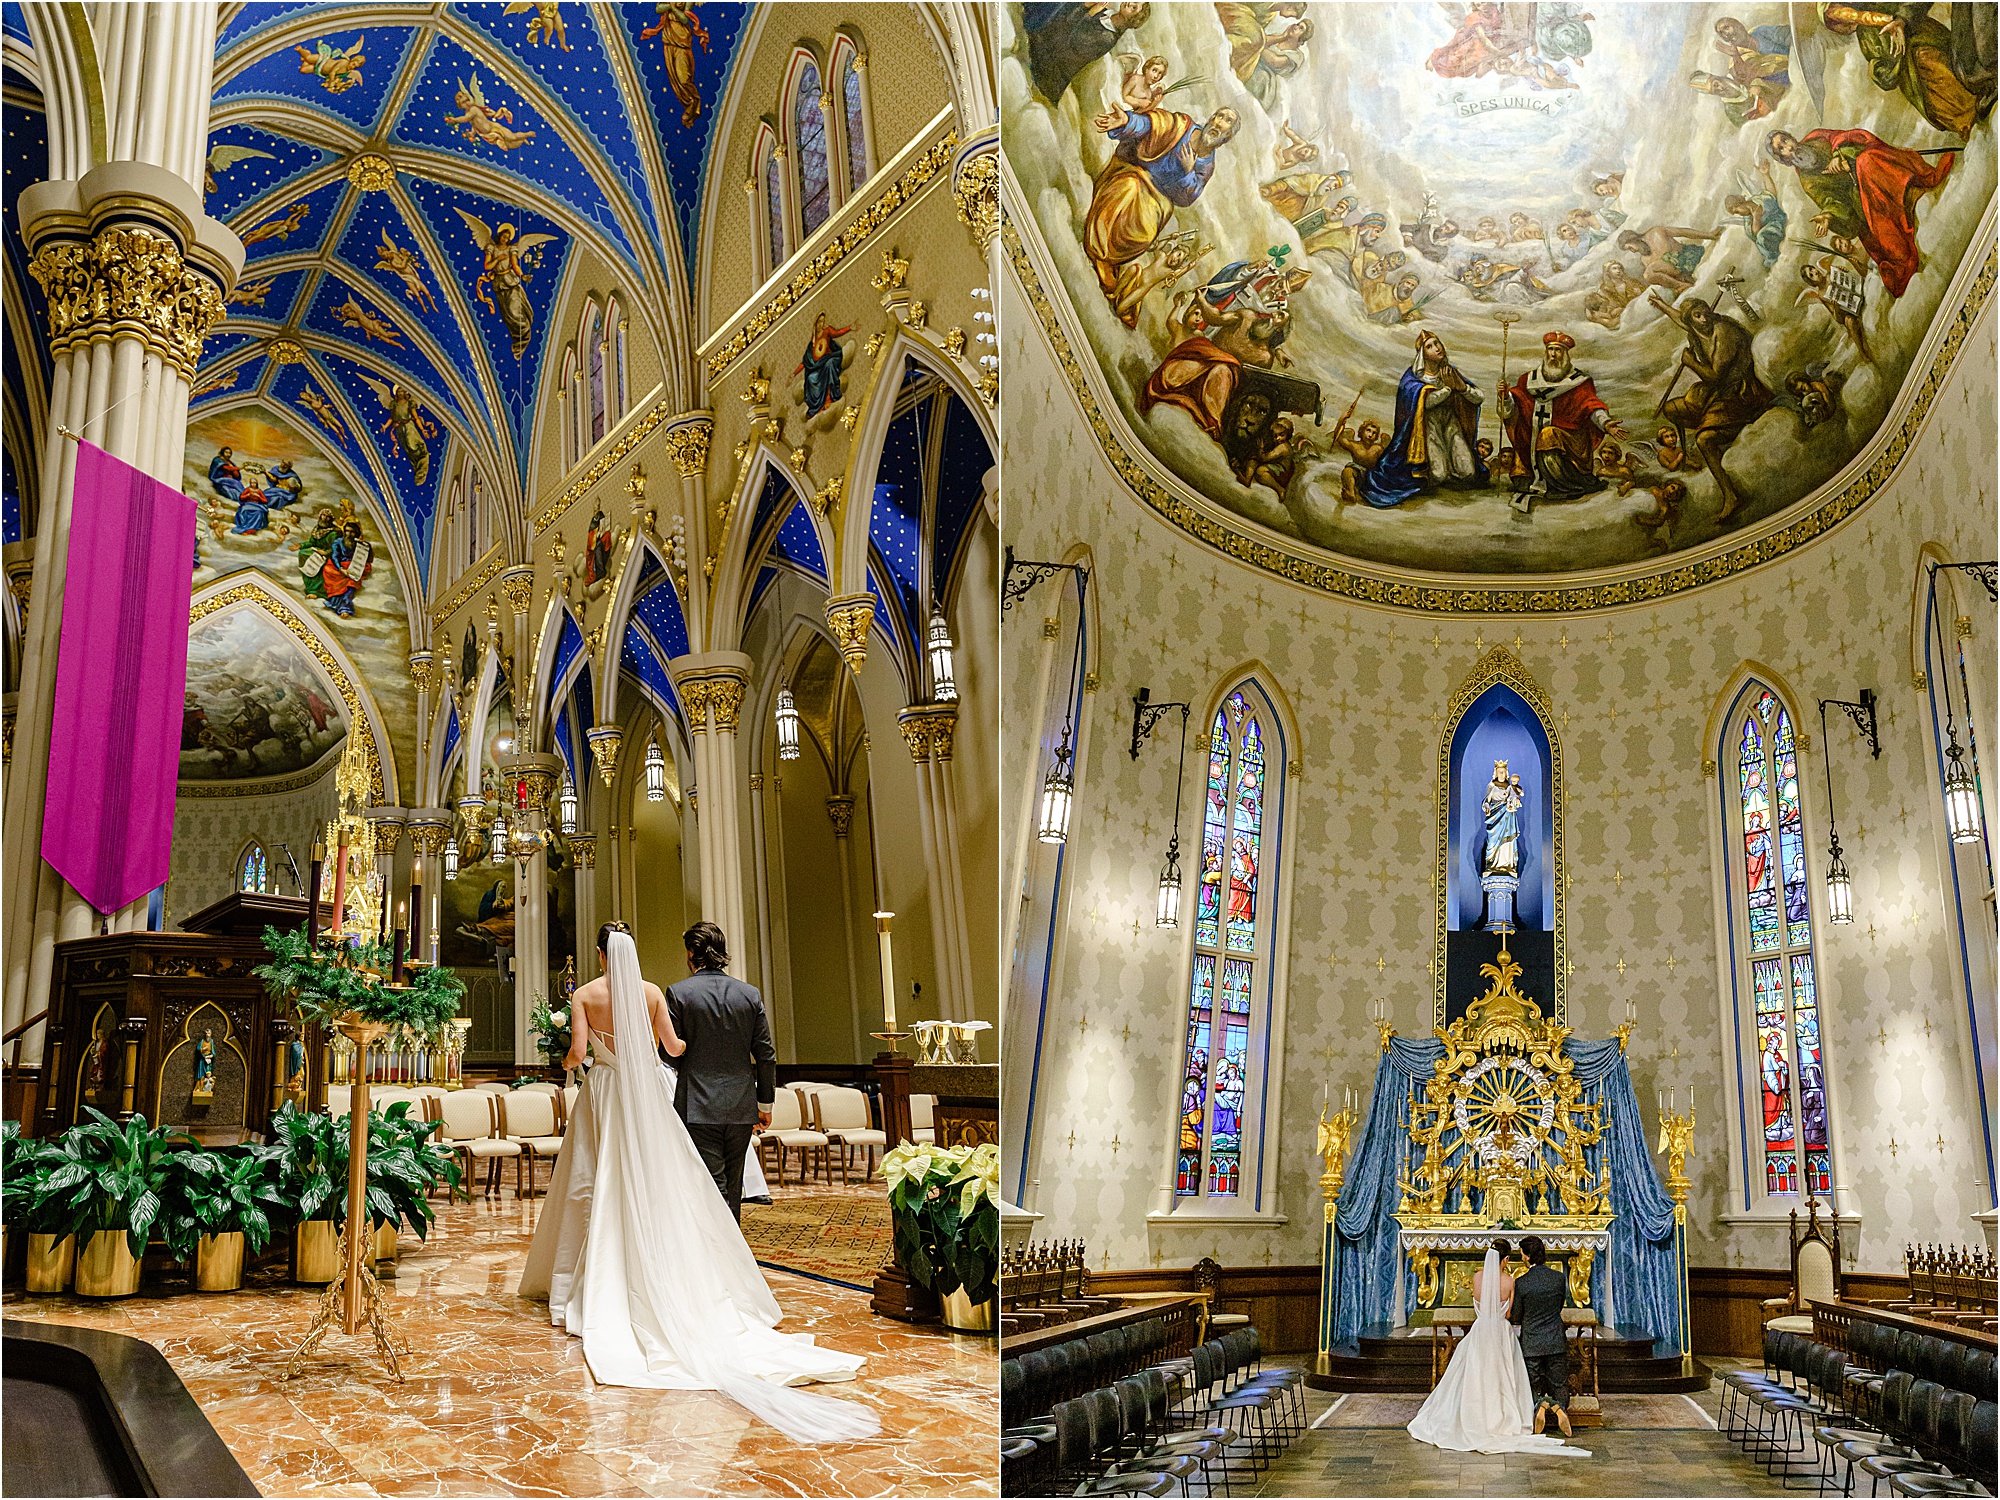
[1509,1236,1573,1437]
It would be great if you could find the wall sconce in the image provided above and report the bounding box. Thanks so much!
[1928,561,1993,845]
[1131,687,1192,929]
[1817,689,1878,926]
[1001,545,1089,613]
[776,687,801,762]
[557,773,578,835]
[927,611,957,702]
[644,736,666,802]
[1036,568,1088,844]
[1038,740,1073,845]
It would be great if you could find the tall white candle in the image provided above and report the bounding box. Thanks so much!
[874,912,897,1032]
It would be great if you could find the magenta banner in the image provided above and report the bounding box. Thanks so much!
[42,440,195,915]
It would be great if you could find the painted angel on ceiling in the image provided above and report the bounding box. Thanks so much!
[294,35,366,94]
[504,1,571,52]
[453,209,556,359]
[356,372,437,486]
[374,229,438,313]
[639,4,711,128]
[203,142,273,195]
[446,73,538,151]
[332,291,405,347]
[295,386,351,446]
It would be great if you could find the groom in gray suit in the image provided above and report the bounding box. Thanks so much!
[666,922,777,1221]
[1509,1235,1573,1437]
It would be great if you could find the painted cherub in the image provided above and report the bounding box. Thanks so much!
[446,74,537,151]
[1117,52,1171,110]
[502,1,570,51]
[1593,440,1641,496]
[295,386,350,446]
[1632,479,1687,549]
[1332,415,1390,505]
[1271,118,1319,170]
[295,35,366,94]
[332,292,405,347]
[1632,424,1691,473]
[374,229,438,313]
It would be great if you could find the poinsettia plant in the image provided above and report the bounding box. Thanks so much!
[254,926,464,1039]
[881,1141,999,1306]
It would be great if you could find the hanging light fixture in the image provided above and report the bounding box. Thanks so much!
[488,812,509,863]
[775,687,801,762]
[1929,564,1986,846]
[1039,574,1086,845]
[1817,693,1878,927]
[1130,687,1193,929]
[557,773,579,834]
[443,836,460,882]
[928,611,958,702]
[644,736,666,802]
[1824,829,1854,925]
[1157,837,1183,929]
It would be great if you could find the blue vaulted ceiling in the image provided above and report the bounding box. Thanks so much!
[178,1,752,584]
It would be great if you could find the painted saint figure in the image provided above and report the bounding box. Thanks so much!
[1766,128,1953,298]
[795,313,853,417]
[1354,330,1485,507]
[1021,2,1152,106]
[358,373,437,484]
[301,510,372,617]
[1084,100,1239,316]
[192,1028,216,1100]
[1497,331,1621,501]
[1818,3,1994,138]
[640,4,712,127]
[1647,293,1771,521]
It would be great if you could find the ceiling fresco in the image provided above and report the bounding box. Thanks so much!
[1003,2,1996,580]
[182,605,349,783]
[0,0,758,581]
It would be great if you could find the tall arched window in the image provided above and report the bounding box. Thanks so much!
[559,351,576,469]
[239,844,269,893]
[765,149,787,270]
[468,473,482,569]
[1175,681,1289,1204]
[586,304,606,444]
[841,54,868,194]
[1722,683,1832,1201]
[608,298,628,417]
[794,61,830,237]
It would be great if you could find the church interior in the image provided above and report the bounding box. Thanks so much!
[2,2,1000,1495]
[996,2,1997,1497]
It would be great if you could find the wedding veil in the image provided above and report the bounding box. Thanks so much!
[601,931,880,1442]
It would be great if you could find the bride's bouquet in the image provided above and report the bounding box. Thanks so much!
[528,993,572,1071]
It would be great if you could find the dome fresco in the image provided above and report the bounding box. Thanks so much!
[1003,2,1995,583]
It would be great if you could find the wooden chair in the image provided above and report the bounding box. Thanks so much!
[815,1086,887,1182]
[498,1089,564,1198]
[1193,1255,1252,1338]
[435,1089,521,1198]
[765,1086,829,1184]
[1762,1197,1842,1334]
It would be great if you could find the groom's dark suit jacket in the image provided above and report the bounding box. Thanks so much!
[1508,1262,1569,1359]
[665,969,777,1125]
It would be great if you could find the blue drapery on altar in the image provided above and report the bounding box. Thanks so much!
[1330,1037,1683,1356]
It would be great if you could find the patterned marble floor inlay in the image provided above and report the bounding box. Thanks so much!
[4,1185,997,1497]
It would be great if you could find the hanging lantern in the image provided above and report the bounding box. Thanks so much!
[488,813,509,863]
[557,774,579,834]
[443,836,460,882]
[1824,832,1854,926]
[1156,838,1182,929]
[1038,739,1074,844]
[775,688,801,762]
[928,612,958,703]
[1942,734,1982,845]
[644,736,666,802]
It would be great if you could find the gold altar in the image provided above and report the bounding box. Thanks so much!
[1394,931,1614,1314]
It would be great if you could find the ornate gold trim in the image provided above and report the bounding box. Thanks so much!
[953,149,1001,250]
[1005,221,1997,615]
[704,129,960,383]
[1434,648,1563,1028]
[430,549,507,629]
[28,225,228,380]
[898,703,958,762]
[531,395,676,535]
[188,582,384,801]
[664,416,712,478]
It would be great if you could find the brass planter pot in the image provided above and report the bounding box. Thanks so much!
[292,1218,339,1283]
[75,1231,141,1298]
[940,1286,996,1335]
[194,1231,245,1291]
[373,1219,399,1262]
[25,1232,74,1294]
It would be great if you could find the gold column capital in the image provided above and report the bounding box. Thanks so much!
[952,146,1001,250]
[826,593,874,675]
[665,413,713,478]
[499,566,535,616]
[825,794,856,838]
[27,223,228,379]
[586,725,623,786]
[897,702,958,762]
[569,833,598,869]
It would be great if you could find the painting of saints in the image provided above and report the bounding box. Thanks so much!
[583,509,615,589]
[1022,2,1152,105]
[795,313,853,417]
[640,4,711,127]
[1497,330,1620,500]
[1761,1029,1792,1143]
[1766,128,1953,299]
[1084,100,1239,313]
[1216,2,1313,107]
[1354,330,1485,507]
[300,510,372,617]
[1227,833,1257,928]
[357,374,437,484]
[1817,3,1994,137]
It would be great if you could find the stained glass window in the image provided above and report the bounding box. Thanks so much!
[765,155,785,270]
[1732,684,1834,1201]
[795,63,830,237]
[239,846,267,894]
[587,307,605,444]
[1176,687,1278,1201]
[842,59,867,192]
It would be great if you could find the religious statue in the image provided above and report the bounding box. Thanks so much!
[285,1036,308,1101]
[1479,759,1524,925]
[192,1028,216,1100]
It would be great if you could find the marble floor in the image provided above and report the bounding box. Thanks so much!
[4,1183,997,1497]
[1245,1358,1796,1497]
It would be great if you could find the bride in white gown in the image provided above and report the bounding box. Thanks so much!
[1406,1243,1589,1456]
[518,931,879,1442]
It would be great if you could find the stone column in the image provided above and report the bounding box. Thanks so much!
[670,652,752,975]
[409,650,434,795]
[827,793,863,1059]
[570,834,599,980]
[3,9,242,1047]
[898,703,972,1023]
[404,817,449,967]
[747,773,774,1003]
[366,813,407,943]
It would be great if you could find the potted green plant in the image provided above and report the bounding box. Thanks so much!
[358,1101,462,1265]
[52,1108,188,1298]
[5,1125,91,1293]
[158,1143,288,1291]
[269,1102,345,1282]
[882,1141,1000,1333]
[528,993,571,1076]
[254,928,465,1037]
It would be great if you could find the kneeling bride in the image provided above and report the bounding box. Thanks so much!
[519,922,879,1443]
[1406,1238,1589,1456]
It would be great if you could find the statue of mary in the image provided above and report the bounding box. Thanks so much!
[1480,759,1523,895]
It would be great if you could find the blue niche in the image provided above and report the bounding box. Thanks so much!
[1446,682,1553,934]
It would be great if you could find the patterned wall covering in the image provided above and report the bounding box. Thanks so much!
[1001,249,1997,1276]
[166,758,340,923]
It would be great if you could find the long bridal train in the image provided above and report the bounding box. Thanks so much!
[518,933,879,1443]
